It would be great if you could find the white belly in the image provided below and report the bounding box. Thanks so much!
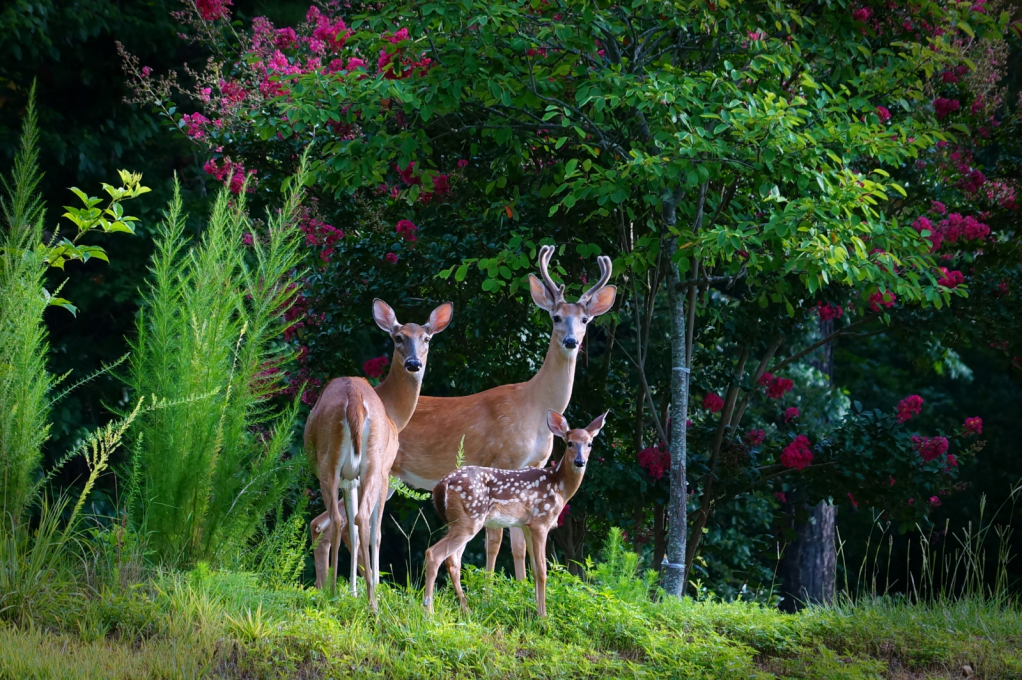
[484,513,525,529]
[398,469,439,491]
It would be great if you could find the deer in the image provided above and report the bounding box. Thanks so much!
[392,245,616,580]
[305,298,453,607]
[424,409,608,617]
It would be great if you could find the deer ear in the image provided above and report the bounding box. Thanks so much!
[585,410,610,438]
[529,274,557,312]
[546,410,570,438]
[426,302,454,334]
[372,299,401,334]
[585,285,617,317]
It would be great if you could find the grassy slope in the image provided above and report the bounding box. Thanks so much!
[1,566,1019,680]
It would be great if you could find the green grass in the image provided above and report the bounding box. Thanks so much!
[1,564,1018,679]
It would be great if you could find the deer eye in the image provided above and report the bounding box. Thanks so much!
[423,336,430,344]
[395,336,404,344]
[582,317,589,324]
[552,315,562,323]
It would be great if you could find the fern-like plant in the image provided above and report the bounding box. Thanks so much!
[0,90,51,523]
[124,163,309,567]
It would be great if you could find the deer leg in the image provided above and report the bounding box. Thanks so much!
[446,545,469,614]
[369,481,384,591]
[357,478,377,611]
[530,526,550,618]
[341,482,359,597]
[521,525,537,600]
[424,535,455,614]
[484,527,503,573]
[310,512,331,590]
[510,526,529,581]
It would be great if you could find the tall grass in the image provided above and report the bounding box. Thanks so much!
[0,89,51,523]
[124,166,308,567]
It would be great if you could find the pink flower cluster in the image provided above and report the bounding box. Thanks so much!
[816,301,843,320]
[868,290,897,312]
[784,407,800,423]
[638,443,670,481]
[363,356,390,379]
[182,112,212,139]
[936,267,964,288]
[851,7,872,22]
[897,395,923,423]
[377,28,434,80]
[875,106,891,123]
[301,218,344,262]
[964,417,983,435]
[759,373,794,399]
[703,393,725,413]
[385,252,399,264]
[195,0,231,21]
[203,157,256,194]
[912,435,949,462]
[913,213,990,251]
[307,6,350,51]
[933,97,960,119]
[395,219,418,242]
[780,435,813,471]
[745,429,766,446]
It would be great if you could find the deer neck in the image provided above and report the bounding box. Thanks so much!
[374,357,422,432]
[525,337,577,417]
[553,454,586,499]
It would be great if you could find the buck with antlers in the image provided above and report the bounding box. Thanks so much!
[305,299,453,606]
[424,409,609,617]
[394,245,616,579]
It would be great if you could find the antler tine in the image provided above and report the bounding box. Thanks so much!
[538,245,566,303]
[579,255,613,304]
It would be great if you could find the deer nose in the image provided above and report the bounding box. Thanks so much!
[404,358,422,372]
[563,337,578,349]
[573,447,585,468]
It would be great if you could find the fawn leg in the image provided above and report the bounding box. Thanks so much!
[446,544,469,614]
[530,526,550,618]
[510,527,528,581]
[424,535,456,614]
[484,527,503,572]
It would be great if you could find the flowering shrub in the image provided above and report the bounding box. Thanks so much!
[963,417,983,435]
[896,395,924,423]
[780,435,814,471]
[703,393,725,413]
[638,443,671,482]
[362,356,389,379]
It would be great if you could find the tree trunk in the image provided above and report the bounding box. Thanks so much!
[661,190,690,596]
[778,317,837,611]
[778,501,837,611]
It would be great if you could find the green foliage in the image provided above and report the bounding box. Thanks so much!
[589,527,659,605]
[123,166,309,567]
[0,92,51,523]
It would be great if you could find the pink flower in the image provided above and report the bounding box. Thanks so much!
[747,30,764,41]
[638,444,670,481]
[780,435,813,471]
[275,27,298,49]
[766,376,794,400]
[941,70,959,84]
[847,492,859,509]
[875,106,891,123]
[195,0,231,21]
[396,162,420,186]
[934,98,960,119]
[141,66,152,78]
[395,219,418,242]
[784,407,800,423]
[385,252,399,264]
[774,491,787,503]
[242,233,254,246]
[703,393,725,413]
[746,429,766,446]
[816,302,843,320]
[557,504,570,527]
[936,268,964,288]
[897,395,924,423]
[929,496,942,508]
[181,112,210,139]
[868,291,896,312]
[758,372,774,387]
[457,159,469,169]
[945,454,958,469]
[912,435,949,462]
[362,356,389,379]
[852,7,872,22]
[930,200,947,215]
[963,417,983,435]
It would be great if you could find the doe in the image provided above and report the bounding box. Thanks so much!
[424,409,608,617]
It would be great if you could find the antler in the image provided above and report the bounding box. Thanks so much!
[537,245,566,305]
[578,255,613,305]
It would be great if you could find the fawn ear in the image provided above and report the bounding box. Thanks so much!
[529,274,558,312]
[585,410,610,438]
[373,299,401,334]
[425,302,454,334]
[546,410,570,438]
[585,286,617,317]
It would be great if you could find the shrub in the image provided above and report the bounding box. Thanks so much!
[123,165,308,567]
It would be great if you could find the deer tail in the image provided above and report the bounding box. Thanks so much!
[345,393,368,461]
[432,480,449,526]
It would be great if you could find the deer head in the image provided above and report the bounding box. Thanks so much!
[546,409,609,469]
[373,299,454,377]
[528,245,617,356]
